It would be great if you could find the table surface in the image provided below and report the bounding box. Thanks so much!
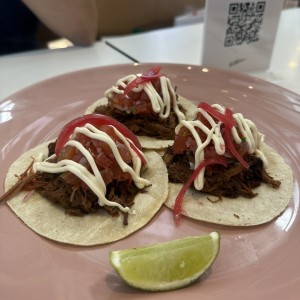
[0,8,299,100]
[103,7,300,95]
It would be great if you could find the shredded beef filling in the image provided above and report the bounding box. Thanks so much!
[94,104,180,140]
[23,142,141,225]
[163,146,281,198]
[30,172,140,225]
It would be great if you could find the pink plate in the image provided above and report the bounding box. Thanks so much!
[0,63,299,300]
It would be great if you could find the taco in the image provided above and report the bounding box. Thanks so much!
[163,102,293,226]
[1,114,168,245]
[85,66,196,149]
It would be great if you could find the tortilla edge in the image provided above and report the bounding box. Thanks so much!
[4,144,169,246]
[164,143,294,226]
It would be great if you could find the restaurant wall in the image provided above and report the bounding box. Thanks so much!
[96,0,205,37]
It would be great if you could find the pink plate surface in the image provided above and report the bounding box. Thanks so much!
[0,63,299,300]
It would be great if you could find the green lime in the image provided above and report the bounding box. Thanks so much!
[109,232,220,291]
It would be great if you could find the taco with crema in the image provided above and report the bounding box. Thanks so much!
[163,102,293,226]
[1,114,168,245]
[85,66,196,149]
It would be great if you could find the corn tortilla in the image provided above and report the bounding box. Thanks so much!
[165,144,293,226]
[4,144,168,245]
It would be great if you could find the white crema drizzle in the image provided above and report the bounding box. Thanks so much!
[33,124,150,213]
[105,74,186,122]
[175,104,267,190]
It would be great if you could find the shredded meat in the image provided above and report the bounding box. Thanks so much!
[29,171,140,224]
[163,146,281,198]
[18,142,141,225]
[94,104,182,140]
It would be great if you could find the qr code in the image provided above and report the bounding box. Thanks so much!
[224,2,266,47]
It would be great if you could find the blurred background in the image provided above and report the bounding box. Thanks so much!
[41,0,203,49]
[39,0,299,50]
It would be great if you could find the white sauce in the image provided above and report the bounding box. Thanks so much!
[33,124,150,213]
[175,104,267,190]
[105,74,186,122]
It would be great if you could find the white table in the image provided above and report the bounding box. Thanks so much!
[0,42,131,100]
[0,8,299,100]
[104,7,300,95]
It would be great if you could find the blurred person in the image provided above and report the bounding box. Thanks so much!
[0,0,99,55]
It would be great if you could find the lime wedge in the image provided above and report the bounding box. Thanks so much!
[109,232,220,291]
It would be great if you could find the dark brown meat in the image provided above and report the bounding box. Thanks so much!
[32,171,140,224]
[94,104,180,140]
[20,142,141,224]
[162,146,281,198]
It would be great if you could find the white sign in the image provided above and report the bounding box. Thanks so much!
[202,0,284,72]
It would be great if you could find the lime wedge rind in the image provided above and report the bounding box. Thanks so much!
[109,232,220,292]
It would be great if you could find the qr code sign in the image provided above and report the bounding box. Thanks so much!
[224,2,266,47]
